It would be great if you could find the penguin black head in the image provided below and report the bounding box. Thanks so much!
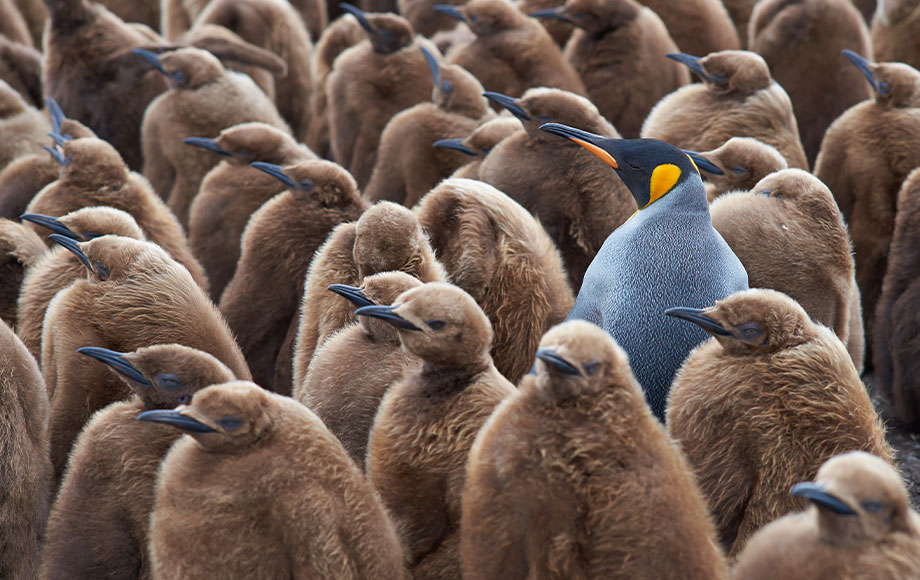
[539,122,701,209]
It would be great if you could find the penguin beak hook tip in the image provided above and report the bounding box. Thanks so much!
[327,284,375,309]
[664,307,732,337]
[535,348,582,376]
[77,347,153,387]
[791,482,858,516]
[136,409,218,433]
[20,213,80,239]
[250,161,297,189]
[842,50,879,93]
[47,234,93,272]
[183,137,232,157]
[483,92,532,122]
[354,304,422,331]
[433,138,478,156]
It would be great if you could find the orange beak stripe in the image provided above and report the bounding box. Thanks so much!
[571,138,618,169]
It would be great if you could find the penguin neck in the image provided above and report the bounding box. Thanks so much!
[635,178,710,220]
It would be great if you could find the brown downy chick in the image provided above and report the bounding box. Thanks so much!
[41,345,235,580]
[476,88,637,291]
[641,50,809,170]
[0,35,42,108]
[689,137,787,201]
[415,178,574,383]
[731,451,920,579]
[296,272,422,466]
[137,47,291,227]
[462,321,729,579]
[438,0,586,99]
[0,318,50,580]
[399,0,464,37]
[0,216,45,326]
[535,0,689,138]
[749,0,874,165]
[17,207,144,361]
[640,0,740,57]
[24,136,209,291]
[189,0,315,141]
[306,14,366,157]
[365,46,495,206]
[327,5,435,188]
[362,282,516,580]
[146,381,410,579]
[874,167,920,429]
[665,289,892,557]
[441,116,520,179]
[871,0,920,72]
[520,0,576,47]
[814,52,920,354]
[186,122,317,301]
[0,0,34,46]
[219,160,368,394]
[709,169,864,369]
[42,235,251,483]
[14,0,46,48]
[292,201,447,389]
[0,79,50,172]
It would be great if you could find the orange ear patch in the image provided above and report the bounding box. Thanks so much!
[646,164,682,207]
[571,138,619,169]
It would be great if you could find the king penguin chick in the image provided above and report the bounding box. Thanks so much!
[748,0,874,165]
[137,47,291,227]
[292,201,447,388]
[297,272,422,466]
[42,235,251,482]
[0,30,43,108]
[462,321,729,579]
[0,79,49,171]
[0,215,45,326]
[17,207,144,361]
[0,318,50,580]
[41,344,235,580]
[24,136,209,291]
[476,88,637,291]
[874,168,920,429]
[871,0,920,73]
[219,160,368,394]
[361,282,516,580]
[185,122,317,301]
[710,169,865,370]
[437,116,519,179]
[641,50,809,170]
[327,5,436,188]
[731,451,920,579]
[437,0,586,99]
[364,46,494,207]
[640,0,740,57]
[540,123,749,419]
[145,381,410,579]
[532,0,689,138]
[414,178,574,383]
[665,289,892,557]
[690,137,788,201]
[814,51,920,353]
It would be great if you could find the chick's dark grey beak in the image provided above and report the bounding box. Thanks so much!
[420,46,441,86]
[46,97,66,135]
[529,7,572,22]
[842,50,885,95]
[433,4,465,21]
[536,348,582,376]
[354,304,421,330]
[250,161,296,189]
[20,213,79,239]
[666,52,726,84]
[132,48,167,75]
[664,307,732,336]
[683,150,725,176]
[43,145,70,166]
[184,137,232,157]
[483,92,531,122]
[48,234,92,271]
[136,409,217,433]
[791,482,858,516]
[433,138,478,156]
[340,3,376,33]
[78,347,153,387]
[328,284,375,308]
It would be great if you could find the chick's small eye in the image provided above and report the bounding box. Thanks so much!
[441,81,453,94]
[879,81,891,95]
[177,395,191,405]
[95,263,109,279]
[861,500,883,513]
[427,319,446,330]
[218,416,242,431]
[156,373,183,390]
[584,361,600,375]
[737,322,763,340]
[730,166,746,175]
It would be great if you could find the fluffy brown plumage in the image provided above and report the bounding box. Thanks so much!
[462,321,729,579]
[691,137,787,201]
[446,116,519,179]
[641,0,739,56]
[0,216,45,326]
[748,0,874,164]
[364,282,516,580]
[0,318,50,580]
[0,35,42,108]
[871,0,920,72]
[292,202,447,389]
[148,381,409,579]
[731,451,920,579]
[414,178,574,383]
[641,50,809,170]
[41,344,235,580]
[710,169,864,370]
[0,153,60,221]
[666,289,893,557]
[476,88,636,291]
[42,235,250,483]
[0,79,49,172]
[813,54,920,354]
[219,160,367,394]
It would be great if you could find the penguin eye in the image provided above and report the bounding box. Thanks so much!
[481,147,492,154]
[155,373,184,391]
[861,500,883,513]
[879,81,891,96]
[176,395,191,405]
[94,263,109,280]
[627,161,641,170]
[299,180,315,190]
[736,322,763,340]
[218,416,242,431]
[758,190,772,196]
[169,71,186,84]
[427,319,447,330]
[584,361,600,375]
[441,81,453,94]
[730,166,746,175]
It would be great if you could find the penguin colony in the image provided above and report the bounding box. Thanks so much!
[2,0,920,576]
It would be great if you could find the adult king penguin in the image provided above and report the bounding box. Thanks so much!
[539,123,748,419]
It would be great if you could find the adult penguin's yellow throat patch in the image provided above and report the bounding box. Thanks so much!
[645,164,682,208]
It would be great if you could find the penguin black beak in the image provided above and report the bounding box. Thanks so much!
[250,161,297,189]
[420,46,441,87]
[354,304,422,330]
[340,3,376,33]
[536,348,582,376]
[529,7,572,23]
[43,145,70,166]
[77,346,153,387]
[20,213,80,239]
[433,4,465,21]
[132,48,167,75]
[46,97,66,135]
[433,138,478,156]
[327,284,375,308]
[539,122,619,169]
[791,482,858,516]
[48,132,69,147]
[842,50,888,96]
[136,409,217,433]
[183,137,232,157]
[683,150,725,176]
[664,307,732,337]
[666,52,726,84]
[483,92,532,122]
[48,234,93,272]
